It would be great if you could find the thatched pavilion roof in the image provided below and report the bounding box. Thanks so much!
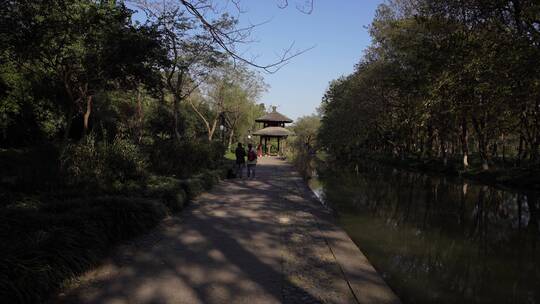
[255,107,293,123]
[252,127,293,137]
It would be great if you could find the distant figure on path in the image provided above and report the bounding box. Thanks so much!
[247,143,257,178]
[257,143,263,158]
[235,143,246,178]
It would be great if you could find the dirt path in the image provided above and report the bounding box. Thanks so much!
[58,157,399,304]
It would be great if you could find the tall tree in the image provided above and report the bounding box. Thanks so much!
[3,0,163,144]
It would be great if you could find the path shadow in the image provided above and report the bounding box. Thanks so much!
[57,159,354,304]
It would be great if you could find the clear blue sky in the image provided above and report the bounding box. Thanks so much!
[233,1,383,120]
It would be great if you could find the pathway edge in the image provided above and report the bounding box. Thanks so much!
[294,175,402,304]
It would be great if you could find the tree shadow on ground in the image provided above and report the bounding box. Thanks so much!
[57,160,369,304]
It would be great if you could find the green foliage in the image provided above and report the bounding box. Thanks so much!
[287,115,321,176]
[320,0,540,173]
[145,175,186,213]
[149,140,225,178]
[0,145,61,195]
[1,0,164,145]
[0,0,260,302]
[195,170,221,190]
[181,178,205,200]
[60,136,148,192]
[0,196,167,303]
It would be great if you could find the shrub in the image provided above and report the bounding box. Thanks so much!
[195,170,221,190]
[196,172,212,190]
[0,145,61,194]
[145,175,186,213]
[208,170,222,184]
[0,196,166,303]
[181,178,204,200]
[148,140,225,178]
[60,136,148,192]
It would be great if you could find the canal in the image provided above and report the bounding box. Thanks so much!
[308,160,540,304]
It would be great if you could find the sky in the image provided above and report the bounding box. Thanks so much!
[231,1,383,120]
[130,0,384,120]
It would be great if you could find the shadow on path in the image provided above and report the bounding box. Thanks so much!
[57,158,392,304]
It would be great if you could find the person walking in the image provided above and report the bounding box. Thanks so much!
[247,143,257,178]
[257,143,263,158]
[235,143,246,178]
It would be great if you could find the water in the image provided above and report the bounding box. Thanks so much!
[311,161,540,304]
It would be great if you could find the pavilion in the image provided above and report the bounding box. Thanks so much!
[253,106,293,155]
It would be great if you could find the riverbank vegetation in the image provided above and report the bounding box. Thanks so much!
[0,1,275,302]
[318,0,540,189]
[286,114,321,178]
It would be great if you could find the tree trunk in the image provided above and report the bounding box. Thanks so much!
[534,99,540,162]
[426,125,433,159]
[208,117,218,142]
[173,95,181,140]
[137,89,144,143]
[471,116,489,170]
[531,142,539,162]
[439,135,448,166]
[228,129,235,150]
[501,133,506,165]
[480,149,489,170]
[172,71,185,141]
[82,95,92,137]
[491,142,498,160]
[518,134,525,164]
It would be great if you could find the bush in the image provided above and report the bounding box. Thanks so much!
[60,136,148,192]
[208,169,222,184]
[0,145,61,194]
[148,140,225,178]
[145,175,186,213]
[181,178,204,200]
[0,137,227,303]
[0,196,166,303]
[195,170,220,190]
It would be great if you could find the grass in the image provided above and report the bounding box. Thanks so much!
[224,150,236,161]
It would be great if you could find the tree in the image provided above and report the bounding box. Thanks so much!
[186,63,267,142]
[289,114,320,177]
[2,0,163,144]
[319,0,540,171]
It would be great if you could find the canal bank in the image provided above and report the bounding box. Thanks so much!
[308,159,540,304]
[57,157,399,304]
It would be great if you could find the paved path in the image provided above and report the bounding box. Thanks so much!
[58,157,400,304]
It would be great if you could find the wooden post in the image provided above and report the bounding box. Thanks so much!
[277,137,281,154]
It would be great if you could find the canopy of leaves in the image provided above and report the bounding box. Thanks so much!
[319,0,540,169]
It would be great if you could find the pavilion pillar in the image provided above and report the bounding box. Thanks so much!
[277,137,281,154]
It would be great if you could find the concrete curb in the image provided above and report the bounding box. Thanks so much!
[292,170,401,304]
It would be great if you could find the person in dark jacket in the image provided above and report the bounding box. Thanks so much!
[235,142,246,178]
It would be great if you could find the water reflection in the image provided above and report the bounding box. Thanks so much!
[315,162,540,304]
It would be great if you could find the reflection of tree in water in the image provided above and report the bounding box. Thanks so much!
[318,162,540,304]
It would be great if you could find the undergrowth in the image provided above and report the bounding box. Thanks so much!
[0,139,226,303]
